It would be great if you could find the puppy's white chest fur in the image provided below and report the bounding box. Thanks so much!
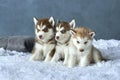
[51,44,68,62]
[35,43,43,51]
[43,43,55,56]
[56,44,67,56]
[35,43,51,56]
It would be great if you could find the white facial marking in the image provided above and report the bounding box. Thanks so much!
[36,24,46,31]
[36,24,54,42]
[56,24,64,33]
[34,18,55,43]
[58,24,61,29]
[35,23,47,40]
[56,27,64,37]
[56,27,59,31]
[60,27,64,31]
[73,36,92,52]
[55,25,71,43]
[42,25,46,30]
[37,25,41,30]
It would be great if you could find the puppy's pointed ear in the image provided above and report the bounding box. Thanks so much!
[70,29,76,36]
[69,19,75,29]
[33,17,38,25]
[49,16,55,27]
[89,32,95,38]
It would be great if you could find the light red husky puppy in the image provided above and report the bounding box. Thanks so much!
[66,27,103,67]
[29,17,56,62]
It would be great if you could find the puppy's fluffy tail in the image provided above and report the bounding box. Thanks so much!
[24,37,35,52]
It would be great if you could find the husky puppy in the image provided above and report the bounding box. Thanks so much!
[51,20,75,63]
[29,17,56,62]
[67,27,103,67]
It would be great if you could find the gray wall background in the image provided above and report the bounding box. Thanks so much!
[0,0,120,39]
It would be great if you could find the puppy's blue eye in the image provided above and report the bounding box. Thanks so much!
[61,30,65,34]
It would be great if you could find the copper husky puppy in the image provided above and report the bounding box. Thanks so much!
[29,17,56,62]
[51,20,75,64]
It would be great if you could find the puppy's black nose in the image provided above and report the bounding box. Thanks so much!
[56,36,59,40]
[80,49,84,52]
[39,35,42,39]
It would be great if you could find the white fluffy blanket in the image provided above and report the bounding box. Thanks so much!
[0,39,120,80]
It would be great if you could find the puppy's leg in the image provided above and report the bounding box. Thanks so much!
[63,53,69,66]
[67,53,76,68]
[44,44,55,62]
[63,48,69,66]
[93,50,102,63]
[44,53,52,62]
[44,48,55,62]
[29,48,43,61]
[79,56,90,67]
[51,52,60,63]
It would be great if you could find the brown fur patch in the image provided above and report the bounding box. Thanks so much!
[57,21,71,31]
[47,37,56,44]
[73,27,94,39]
[35,18,53,29]
[49,48,56,57]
